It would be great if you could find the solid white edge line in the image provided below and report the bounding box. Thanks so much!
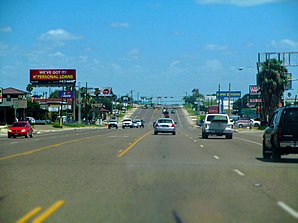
[278,201,298,219]
[233,169,245,176]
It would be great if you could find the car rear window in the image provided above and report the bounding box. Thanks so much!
[283,109,298,124]
[207,115,228,121]
[158,119,173,123]
[12,123,26,127]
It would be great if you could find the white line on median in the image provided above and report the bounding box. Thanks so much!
[278,201,298,219]
[233,169,245,176]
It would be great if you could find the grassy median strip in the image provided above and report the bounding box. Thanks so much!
[118,131,152,158]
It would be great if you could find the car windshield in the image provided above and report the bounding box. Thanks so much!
[12,123,26,127]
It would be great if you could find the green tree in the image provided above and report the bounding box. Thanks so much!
[49,90,59,98]
[183,89,205,108]
[26,83,34,93]
[258,58,288,120]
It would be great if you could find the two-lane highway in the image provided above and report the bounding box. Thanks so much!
[0,107,297,222]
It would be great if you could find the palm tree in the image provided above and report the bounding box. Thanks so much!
[258,58,288,121]
[26,84,34,93]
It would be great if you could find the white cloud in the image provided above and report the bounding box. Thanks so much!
[205,43,228,51]
[38,29,83,43]
[110,22,130,28]
[271,39,298,50]
[49,51,65,57]
[196,0,283,7]
[201,59,224,73]
[0,26,12,33]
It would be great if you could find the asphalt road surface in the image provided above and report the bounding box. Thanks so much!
[0,107,297,223]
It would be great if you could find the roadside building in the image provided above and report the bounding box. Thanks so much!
[0,87,28,124]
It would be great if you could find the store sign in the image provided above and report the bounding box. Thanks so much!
[30,69,76,86]
[59,90,75,98]
[94,87,113,96]
[216,91,241,99]
[250,98,262,103]
[249,85,260,95]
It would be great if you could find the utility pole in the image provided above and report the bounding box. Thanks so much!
[228,83,231,116]
[78,82,82,124]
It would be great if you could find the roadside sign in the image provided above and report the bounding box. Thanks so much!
[59,90,75,98]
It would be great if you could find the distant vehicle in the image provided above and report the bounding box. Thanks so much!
[197,119,204,127]
[132,120,139,128]
[133,119,142,128]
[122,118,133,129]
[263,106,298,160]
[235,117,251,128]
[108,119,118,129]
[153,118,176,135]
[25,117,36,124]
[171,110,176,114]
[8,121,33,138]
[250,118,261,127]
[202,114,233,139]
[164,110,170,118]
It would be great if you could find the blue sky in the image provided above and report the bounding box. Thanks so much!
[1,0,298,100]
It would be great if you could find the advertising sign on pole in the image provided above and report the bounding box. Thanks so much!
[94,87,114,97]
[216,91,241,100]
[249,85,260,95]
[30,69,76,86]
[58,90,75,99]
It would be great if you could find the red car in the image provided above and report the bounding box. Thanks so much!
[8,121,33,138]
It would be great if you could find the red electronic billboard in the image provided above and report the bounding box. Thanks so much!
[30,69,76,86]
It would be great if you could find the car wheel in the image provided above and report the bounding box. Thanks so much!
[8,135,11,138]
[123,126,125,129]
[239,124,243,128]
[13,135,16,138]
[226,134,233,139]
[154,131,158,135]
[172,132,176,135]
[25,132,29,138]
[272,146,281,161]
[262,141,271,159]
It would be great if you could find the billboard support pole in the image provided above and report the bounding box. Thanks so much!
[78,82,82,125]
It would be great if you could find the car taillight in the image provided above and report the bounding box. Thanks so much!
[155,123,159,127]
[277,127,283,140]
[205,124,209,129]
[171,123,175,127]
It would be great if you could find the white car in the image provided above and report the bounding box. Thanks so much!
[250,118,261,127]
[202,114,233,139]
[153,118,176,135]
[122,118,133,129]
